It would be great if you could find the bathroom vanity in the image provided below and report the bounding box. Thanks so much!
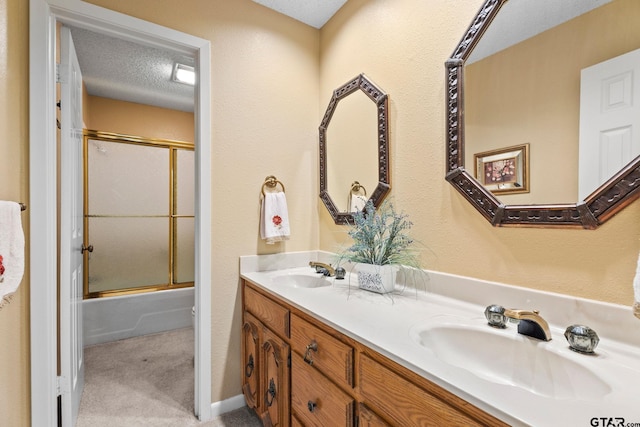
[241,280,504,426]
[240,252,640,426]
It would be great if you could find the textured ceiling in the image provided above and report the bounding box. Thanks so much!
[69,26,195,113]
[252,0,348,29]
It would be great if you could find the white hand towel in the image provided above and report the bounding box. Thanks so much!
[350,194,367,212]
[260,192,290,244]
[633,251,640,319]
[0,201,25,309]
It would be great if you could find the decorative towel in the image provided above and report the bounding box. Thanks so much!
[0,201,25,309]
[350,194,367,212]
[260,192,290,244]
[634,251,640,319]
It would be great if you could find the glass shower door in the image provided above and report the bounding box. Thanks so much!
[84,135,194,298]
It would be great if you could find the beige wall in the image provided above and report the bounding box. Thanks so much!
[465,0,640,204]
[0,0,30,424]
[85,95,195,142]
[319,0,640,306]
[4,0,640,423]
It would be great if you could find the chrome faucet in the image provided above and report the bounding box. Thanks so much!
[309,261,335,277]
[504,309,552,341]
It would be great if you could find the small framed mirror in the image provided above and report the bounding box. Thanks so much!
[319,74,390,224]
[445,0,640,228]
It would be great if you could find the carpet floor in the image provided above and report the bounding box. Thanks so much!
[77,328,261,427]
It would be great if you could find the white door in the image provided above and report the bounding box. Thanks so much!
[578,48,640,200]
[59,25,85,427]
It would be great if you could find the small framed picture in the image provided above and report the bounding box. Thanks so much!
[474,144,529,194]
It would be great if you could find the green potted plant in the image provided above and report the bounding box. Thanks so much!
[338,200,420,293]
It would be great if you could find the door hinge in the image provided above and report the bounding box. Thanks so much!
[56,376,68,396]
[56,63,68,84]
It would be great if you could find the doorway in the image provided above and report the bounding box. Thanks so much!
[29,0,212,425]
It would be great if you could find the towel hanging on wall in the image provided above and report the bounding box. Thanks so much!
[0,201,25,309]
[260,191,291,244]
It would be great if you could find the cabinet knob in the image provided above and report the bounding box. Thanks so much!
[81,244,94,254]
[303,340,318,365]
[307,400,317,412]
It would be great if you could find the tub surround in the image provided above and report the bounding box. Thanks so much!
[83,287,194,346]
[240,251,640,426]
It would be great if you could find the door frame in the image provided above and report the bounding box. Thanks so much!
[29,0,212,424]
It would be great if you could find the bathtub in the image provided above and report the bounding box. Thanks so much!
[83,287,194,346]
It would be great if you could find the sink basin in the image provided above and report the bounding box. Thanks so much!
[409,320,611,400]
[270,273,331,289]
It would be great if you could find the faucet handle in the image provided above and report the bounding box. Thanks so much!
[564,325,599,354]
[484,304,506,328]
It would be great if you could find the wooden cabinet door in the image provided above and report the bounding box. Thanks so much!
[291,355,354,427]
[260,327,290,427]
[242,312,262,412]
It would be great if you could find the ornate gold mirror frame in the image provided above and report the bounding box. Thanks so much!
[319,74,390,224]
[445,0,640,229]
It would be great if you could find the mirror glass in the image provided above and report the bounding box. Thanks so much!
[320,74,390,224]
[326,90,378,213]
[445,0,640,228]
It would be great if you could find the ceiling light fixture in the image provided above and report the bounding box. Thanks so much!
[172,63,195,85]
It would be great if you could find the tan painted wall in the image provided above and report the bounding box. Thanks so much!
[465,0,640,204]
[0,0,31,424]
[319,0,640,307]
[85,96,195,142]
[4,0,640,423]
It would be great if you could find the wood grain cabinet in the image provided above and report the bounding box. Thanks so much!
[242,280,508,427]
[242,284,290,426]
[241,312,261,412]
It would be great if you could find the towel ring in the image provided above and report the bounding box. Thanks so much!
[350,181,367,196]
[261,175,286,196]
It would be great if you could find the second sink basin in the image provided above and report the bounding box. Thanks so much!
[270,272,332,289]
[409,318,611,400]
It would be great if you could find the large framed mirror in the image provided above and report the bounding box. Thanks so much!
[445,0,640,228]
[319,74,390,224]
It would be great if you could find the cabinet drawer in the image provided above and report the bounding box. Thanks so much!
[244,284,289,338]
[291,355,354,427]
[290,313,354,388]
[358,403,391,427]
[359,354,486,427]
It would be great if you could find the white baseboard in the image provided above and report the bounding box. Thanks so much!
[210,394,248,418]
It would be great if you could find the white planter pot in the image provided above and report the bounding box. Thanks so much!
[356,263,397,294]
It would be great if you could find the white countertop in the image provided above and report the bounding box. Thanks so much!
[240,251,640,426]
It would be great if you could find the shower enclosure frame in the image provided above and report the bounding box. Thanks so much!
[83,130,195,299]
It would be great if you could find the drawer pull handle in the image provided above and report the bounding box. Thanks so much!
[303,340,318,365]
[307,400,317,412]
[265,378,276,407]
[245,354,254,378]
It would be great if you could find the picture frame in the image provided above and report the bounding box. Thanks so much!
[474,143,529,195]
